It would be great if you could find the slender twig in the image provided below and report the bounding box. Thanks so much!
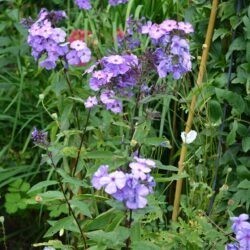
[63,68,80,129]
[47,152,87,249]
[125,209,133,250]
[72,108,91,177]
[172,0,219,221]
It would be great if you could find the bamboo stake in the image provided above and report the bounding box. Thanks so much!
[172,0,219,221]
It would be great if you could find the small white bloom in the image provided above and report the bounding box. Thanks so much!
[181,130,197,144]
[43,247,56,250]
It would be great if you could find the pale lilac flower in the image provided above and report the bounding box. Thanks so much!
[91,165,109,190]
[70,40,87,51]
[100,90,115,104]
[105,99,123,113]
[109,0,128,6]
[84,96,98,108]
[66,50,81,65]
[75,0,92,10]
[231,214,250,233]
[129,162,151,180]
[100,171,127,194]
[160,20,178,32]
[148,24,165,40]
[236,226,250,249]
[178,21,194,34]
[50,28,67,43]
[78,47,91,63]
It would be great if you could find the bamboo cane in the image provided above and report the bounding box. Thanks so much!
[172,0,219,221]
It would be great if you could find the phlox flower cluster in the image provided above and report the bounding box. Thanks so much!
[25,9,91,69]
[85,53,140,113]
[74,0,92,10]
[109,0,129,6]
[74,0,128,10]
[225,214,250,250]
[141,19,193,79]
[91,157,156,210]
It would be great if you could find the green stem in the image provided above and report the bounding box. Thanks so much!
[48,151,87,249]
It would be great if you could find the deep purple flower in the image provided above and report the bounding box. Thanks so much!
[31,128,48,145]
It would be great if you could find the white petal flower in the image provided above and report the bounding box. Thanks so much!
[181,130,197,144]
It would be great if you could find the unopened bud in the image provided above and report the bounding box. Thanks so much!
[39,94,45,100]
[51,113,58,120]
[35,195,42,203]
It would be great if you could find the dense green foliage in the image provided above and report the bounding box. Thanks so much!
[0,0,249,249]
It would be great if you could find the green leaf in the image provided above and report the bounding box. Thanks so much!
[242,137,250,152]
[208,99,222,123]
[44,216,79,237]
[28,180,58,194]
[215,88,245,115]
[69,199,92,218]
[86,227,129,248]
[142,137,172,148]
[155,172,189,182]
[39,191,64,201]
[226,37,246,60]
[33,240,73,249]
[131,241,161,250]
[238,179,250,189]
[60,146,79,158]
[226,120,238,146]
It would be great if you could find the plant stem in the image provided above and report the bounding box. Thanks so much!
[125,209,133,250]
[72,108,91,177]
[48,152,87,249]
[172,0,219,221]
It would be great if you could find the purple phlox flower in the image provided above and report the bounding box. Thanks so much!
[31,127,48,145]
[148,24,165,40]
[134,156,156,168]
[78,46,91,63]
[100,90,115,104]
[125,182,150,210]
[105,99,123,113]
[141,21,152,34]
[39,20,53,39]
[129,162,151,180]
[84,96,98,108]
[66,50,81,65]
[70,40,87,51]
[145,174,156,193]
[39,57,57,70]
[74,0,92,10]
[100,171,127,194]
[102,55,130,76]
[91,165,109,190]
[230,214,250,233]
[50,28,66,43]
[178,21,194,34]
[109,0,128,6]
[160,20,178,32]
[236,226,250,250]
[157,58,172,78]
[225,243,239,250]
[89,70,113,91]
[171,35,189,55]
[67,40,91,65]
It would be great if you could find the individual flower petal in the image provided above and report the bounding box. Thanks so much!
[181,130,197,144]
